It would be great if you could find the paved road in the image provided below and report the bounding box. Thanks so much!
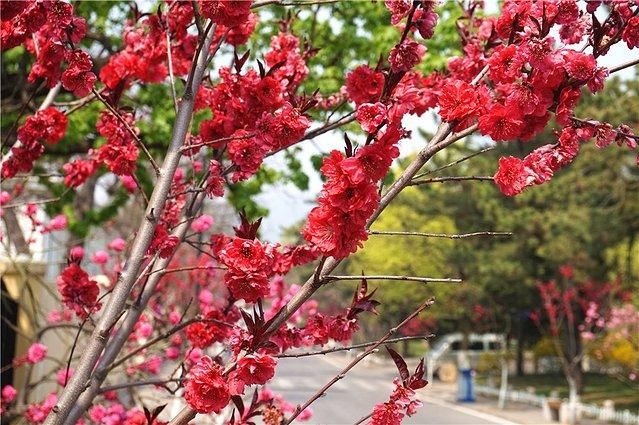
[270,355,518,425]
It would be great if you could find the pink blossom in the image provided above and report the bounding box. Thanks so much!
[187,348,203,365]
[166,347,180,360]
[137,322,153,339]
[48,214,68,231]
[191,214,214,233]
[169,310,181,325]
[199,289,214,305]
[56,368,73,386]
[91,250,109,265]
[0,191,11,205]
[107,237,126,252]
[120,175,137,192]
[69,245,85,261]
[1,385,17,403]
[27,343,47,364]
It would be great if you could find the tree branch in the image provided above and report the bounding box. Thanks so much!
[325,275,462,284]
[91,88,160,175]
[409,175,494,185]
[45,24,218,425]
[283,298,436,424]
[276,335,434,358]
[98,378,182,394]
[369,230,512,239]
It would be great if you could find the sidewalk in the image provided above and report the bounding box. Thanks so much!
[341,352,604,425]
[422,381,603,425]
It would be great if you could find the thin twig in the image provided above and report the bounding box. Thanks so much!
[353,413,372,425]
[409,175,494,185]
[180,132,255,153]
[165,26,179,113]
[369,230,512,239]
[608,57,639,74]
[98,378,182,394]
[91,88,161,175]
[107,317,232,373]
[412,147,495,180]
[276,335,434,358]
[324,275,462,284]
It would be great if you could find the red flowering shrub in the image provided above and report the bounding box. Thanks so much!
[2,0,638,423]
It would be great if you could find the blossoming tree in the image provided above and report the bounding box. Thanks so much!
[1,0,638,424]
[531,265,632,424]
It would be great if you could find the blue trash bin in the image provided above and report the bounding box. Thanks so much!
[457,368,476,402]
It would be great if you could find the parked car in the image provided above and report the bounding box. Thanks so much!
[426,333,506,383]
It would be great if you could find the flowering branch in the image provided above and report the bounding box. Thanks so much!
[282,298,436,424]
[106,317,233,374]
[45,25,218,425]
[91,88,160,175]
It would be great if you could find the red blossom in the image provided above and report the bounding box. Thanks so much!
[622,16,639,49]
[479,103,524,141]
[198,0,252,28]
[355,102,387,133]
[57,264,101,319]
[95,110,139,176]
[389,40,426,72]
[563,51,596,81]
[345,65,385,105]
[235,353,277,385]
[61,49,96,97]
[184,356,230,414]
[148,225,179,259]
[227,130,267,182]
[17,107,68,145]
[493,156,531,197]
[437,80,485,123]
[63,159,97,188]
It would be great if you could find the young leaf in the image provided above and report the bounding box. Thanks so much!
[387,347,409,384]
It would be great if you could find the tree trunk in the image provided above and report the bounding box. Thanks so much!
[516,317,525,376]
[566,375,580,425]
[498,358,508,409]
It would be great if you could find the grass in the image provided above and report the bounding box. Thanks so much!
[480,373,639,412]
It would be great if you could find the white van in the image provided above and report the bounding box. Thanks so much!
[426,333,506,382]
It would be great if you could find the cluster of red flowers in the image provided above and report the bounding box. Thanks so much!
[2,0,96,95]
[302,0,442,259]
[2,107,68,179]
[370,379,423,425]
[369,352,428,425]
[195,35,311,182]
[61,110,140,188]
[494,121,637,196]
[425,0,638,196]
[95,110,139,177]
[184,356,229,414]
[216,237,276,303]
[100,1,196,90]
[56,263,101,319]
[183,352,278,414]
